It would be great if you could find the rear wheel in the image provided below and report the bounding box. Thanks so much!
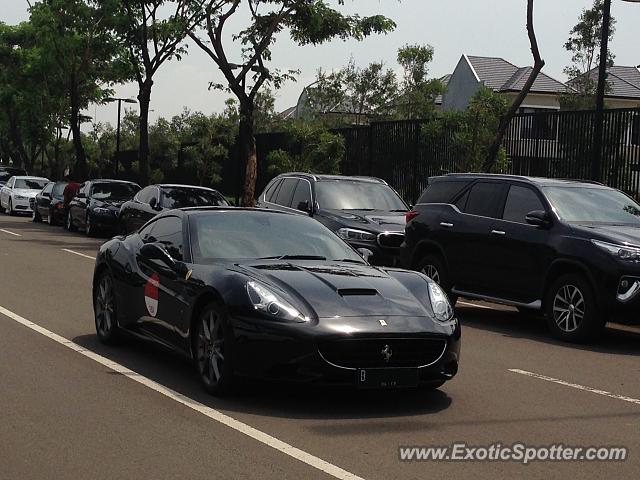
[33,208,42,223]
[545,273,604,342]
[194,302,234,396]
[416,254,457,304]
[94,272,120,344]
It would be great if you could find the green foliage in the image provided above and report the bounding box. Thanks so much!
[422,88,509,173]
[396,44,445,120]
[266,121,344,175]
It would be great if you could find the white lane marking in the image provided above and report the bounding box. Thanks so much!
[457,301,494,310]
[509,369,640,406]
[0,228,21,237]
[0,304,365,480]
[62,249,96,260]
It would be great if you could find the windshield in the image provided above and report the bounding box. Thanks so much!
[162,187,228,209]
[91,182,139,201]
[190,211,364,263]
[315,181,407,211]
[14,178,48,190]
[544,186,640,225]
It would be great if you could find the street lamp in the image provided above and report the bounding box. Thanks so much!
[592,0,640,182]
[104,96,137,177]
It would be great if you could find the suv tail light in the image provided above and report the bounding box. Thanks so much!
[405,210,419,223]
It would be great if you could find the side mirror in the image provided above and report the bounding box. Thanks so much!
[140,242,176,269]
[42,192,51,199]
[297,200,312,215]
[357,248,374,263]
[525,210,551,228]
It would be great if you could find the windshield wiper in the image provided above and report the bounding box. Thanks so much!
[332,258,365,264]
[257,255,327,261]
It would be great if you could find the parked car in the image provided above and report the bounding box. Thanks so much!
[119,184,229,234]
[0,166,27,186]
[401,173,640,342]
[66,179,140,236]
[0,176,49,215]
[31,181,68,225]
[256,173,409,266]
[93,207,460,395]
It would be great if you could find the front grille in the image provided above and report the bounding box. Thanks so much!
[318,338,447,369]
[378,232,404,249]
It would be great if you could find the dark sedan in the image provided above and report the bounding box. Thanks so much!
[32,181,68,225]
[256,174,409,266]
[92,208,460,395]
[118,184,228,234]
[66,180,140,236]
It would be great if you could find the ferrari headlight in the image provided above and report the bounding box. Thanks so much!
[592,239,640,262]
[246,281,309,323]
[336,228,377,242]
[427,282,454,324]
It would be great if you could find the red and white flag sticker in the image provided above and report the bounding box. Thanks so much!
[144,273,160,317]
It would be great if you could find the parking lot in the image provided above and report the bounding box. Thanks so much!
[2,212,640,479]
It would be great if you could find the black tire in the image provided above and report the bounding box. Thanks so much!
[8,198,15,216]
[415,254,457,304]
[94,271,120,344]
[65,210,76,231]
[545,273,604,342]
[193,302,235,396]
[85,213,94,237]
[33,208,42,223]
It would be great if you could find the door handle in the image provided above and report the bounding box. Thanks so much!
[440,222,454,228]
[491,230,506,236]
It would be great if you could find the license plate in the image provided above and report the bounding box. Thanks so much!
[357,368,419,389]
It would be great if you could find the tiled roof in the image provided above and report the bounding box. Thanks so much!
[466,56,569,94]
[571,65,640,99]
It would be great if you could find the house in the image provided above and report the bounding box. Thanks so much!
[567,65,640,109]
[442,55,570,112]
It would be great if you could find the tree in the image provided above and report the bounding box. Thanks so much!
[188,0,395,206]
[29,0,125,179]
[396,44,445,119]
[113,0,207,185]
[483,0,544,172]
[561,0,616,109]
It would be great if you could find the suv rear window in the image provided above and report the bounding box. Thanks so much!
[418,180,470,204]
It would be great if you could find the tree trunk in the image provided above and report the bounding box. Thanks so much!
[137,81,153,186]
[483,0,544,172]
[239,104,257,207]
[69,76,88,179]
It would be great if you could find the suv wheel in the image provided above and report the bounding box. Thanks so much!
[545,274,604,342]
[416,254,457,304]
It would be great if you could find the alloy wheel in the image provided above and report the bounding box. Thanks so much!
[552,284,585,333]
[197,311,225,387]
[95,275,115,338]
[421,264,441,285]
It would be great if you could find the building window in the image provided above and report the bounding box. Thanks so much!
[519,107,558,140]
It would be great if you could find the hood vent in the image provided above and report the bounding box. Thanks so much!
[337,288,378,297]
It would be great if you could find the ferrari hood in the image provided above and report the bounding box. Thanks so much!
[238,262,430,318]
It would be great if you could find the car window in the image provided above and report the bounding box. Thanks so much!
[464,182,505,218]
[136,186,156,204]
[544,186,640,225]
[42,183,54,195]
[418,180,471,204]
[161,187,227,209]
[7,177,14,188]
[502,185,545,223]
[290,180,312,209]
[264,179,282,202]
[14,178,48,190]
[79,183,89,196]
[274,178,298,207]
[52,182,67,198]
[90,182,140,201]
[143,216,183,261]
[454,190,469,211]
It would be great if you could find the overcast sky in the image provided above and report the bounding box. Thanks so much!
[2,0,640,128]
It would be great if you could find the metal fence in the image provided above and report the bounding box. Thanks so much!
[248,107,640,203]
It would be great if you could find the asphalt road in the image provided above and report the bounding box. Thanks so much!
[1,213,639,480]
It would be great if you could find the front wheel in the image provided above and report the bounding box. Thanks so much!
[33,208,42,223]
[194,303,235,396]
[65,210,76,231]
[8,198,15,216]
[416,254,457,305]
[94,272,120,344]
[545,274,604,342]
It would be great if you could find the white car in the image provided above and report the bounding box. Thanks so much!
[0,176,50,216]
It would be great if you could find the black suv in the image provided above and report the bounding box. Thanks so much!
[256,173,409,266]
[401,174,640,342]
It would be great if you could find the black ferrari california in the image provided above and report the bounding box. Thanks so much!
[92,208,460,395]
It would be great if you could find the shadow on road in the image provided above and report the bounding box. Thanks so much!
[72,333,453,424]
[456,305,640,356]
